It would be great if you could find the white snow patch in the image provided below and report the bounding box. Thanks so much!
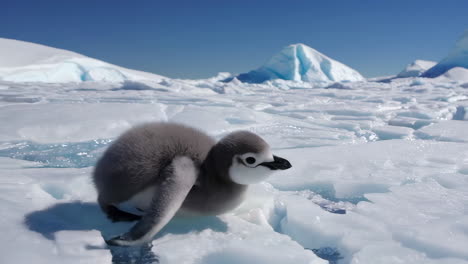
[439,67,468,83]
[0,103,167,143]
[415,120,468,142]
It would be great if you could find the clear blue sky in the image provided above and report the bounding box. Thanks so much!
[2,0,467,78]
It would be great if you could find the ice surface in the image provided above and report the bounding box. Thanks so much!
[415,120,468,142]
[422,30,468,77]
[397,60,437,78]
[371,125,414,140]
[1,39,468,264]
[236,44,364,84]
[270,140,468,263]
[0,103,167,143]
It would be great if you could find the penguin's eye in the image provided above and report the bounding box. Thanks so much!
[245,157,256,165]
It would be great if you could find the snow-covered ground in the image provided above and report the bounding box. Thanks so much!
[1,38,468,264]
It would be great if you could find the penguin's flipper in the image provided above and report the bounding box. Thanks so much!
[106,156,197,247]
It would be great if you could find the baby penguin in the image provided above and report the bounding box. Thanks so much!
[93,122,291,246]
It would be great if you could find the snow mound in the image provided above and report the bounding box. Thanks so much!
[439,67,468,83]
[0,38,165,83]
[397,60,436,78]
[236,44,365,84]
[422,30,468,78]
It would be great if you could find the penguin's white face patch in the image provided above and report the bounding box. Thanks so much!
[229,150,275,185]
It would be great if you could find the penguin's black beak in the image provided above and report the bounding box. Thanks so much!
[260,155,292,170]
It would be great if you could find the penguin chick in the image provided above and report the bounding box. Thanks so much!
[93,122,291,246]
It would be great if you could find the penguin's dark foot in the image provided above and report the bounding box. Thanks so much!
[106,234,143,247]
[105,205,142,222]
[106,235,128,246]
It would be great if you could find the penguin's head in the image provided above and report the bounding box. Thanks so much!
[228,148,292,185]
[208,131,292,185]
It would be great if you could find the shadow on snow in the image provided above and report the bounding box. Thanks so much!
[24,201,228,264]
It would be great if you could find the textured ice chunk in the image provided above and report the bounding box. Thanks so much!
[268,140,468,200]
[82,67,127,82]
[274,164,468,263]
[237,44,364,84]
[372,125,414,140]
[156,217,327,264]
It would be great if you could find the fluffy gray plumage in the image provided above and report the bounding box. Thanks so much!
[94,122,214,208]
[93,122,290,246]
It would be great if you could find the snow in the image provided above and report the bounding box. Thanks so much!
[397,60,437,78]
[1,38,468,264]
[415,120,468,142]
[235,44,365,85]
[422,30,468,78]
[371,125,414,140]
[0,102,167,143]
[438,67,468,83]
[0,38,166,83]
